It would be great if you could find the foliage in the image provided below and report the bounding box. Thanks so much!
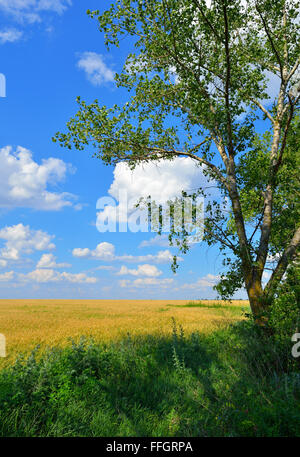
[267,262,300,350]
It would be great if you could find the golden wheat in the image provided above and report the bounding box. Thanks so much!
[0,299,249,367]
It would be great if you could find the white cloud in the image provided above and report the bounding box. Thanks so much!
[117,264,162,277]
[36,0,71,13]
[20,268,97,284]
[0,0,72,23]
[139,235,170,248]
[73,242,115,260]
[0,146,76,210]
[180,274,220,290]
[109,157,210,205]
[36,253,71,269]
[0,223,55,261]
[119,277,174,288]
[96,157,213,230]
[72,242,181,264]
[0,271,14,282]
[117,249,178,264]
[0,259,7,268]
[94,265,114,271]
[72,247,91,258]
[60,272,97,284]
[0,28,23,43]
[77,52,115,86]
[93,242,116,259]
[24,268,59,283]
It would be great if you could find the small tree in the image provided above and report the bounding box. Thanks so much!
[54,0,300,320]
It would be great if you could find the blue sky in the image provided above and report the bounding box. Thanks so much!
[0,0,257,300]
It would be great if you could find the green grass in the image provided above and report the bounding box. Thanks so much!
[167,301,250,314]
[0,319,299,437]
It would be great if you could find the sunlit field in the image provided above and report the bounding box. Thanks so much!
[1,299,299,437]
[0,299,249,367]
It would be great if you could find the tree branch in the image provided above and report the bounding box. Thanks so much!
[205,219,238,252]
[93,133,228,186]
[153,6,230,171]
[264,225,300,295]
[191,0,222,42]
[249,209,265,245]
[250,98,275,124]
[273,102,294,175]
[255,2,284,81]
[287,57,300,83]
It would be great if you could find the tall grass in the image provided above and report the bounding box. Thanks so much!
[0,320,299,437]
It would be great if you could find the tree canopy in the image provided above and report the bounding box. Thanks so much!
[54,0,300,319]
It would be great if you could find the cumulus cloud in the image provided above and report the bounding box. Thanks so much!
[73,242,115,260]
[96,157,213,233]
[36,253,71,269]
[60,272,97,284]
[0,223,55,261]
[0,271,14,282]
[110,158,210,205]
[117,250,179,264]
[139,235,170,248]
[0,0,72,23]
[117,264,162,277]
[77,52,115,86]
[0,28,23,43]
[179,274,220,290]
[20,268,97,284]
[72,242,181,264]
[0,146,76,210]
[119,277,174,288]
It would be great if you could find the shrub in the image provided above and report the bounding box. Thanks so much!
[267,262,300,363]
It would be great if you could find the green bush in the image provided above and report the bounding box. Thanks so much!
[267,263,300,359]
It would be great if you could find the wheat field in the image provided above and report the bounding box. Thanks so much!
[0,299,249,367]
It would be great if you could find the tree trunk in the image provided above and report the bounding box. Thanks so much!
[247,279,267,323]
